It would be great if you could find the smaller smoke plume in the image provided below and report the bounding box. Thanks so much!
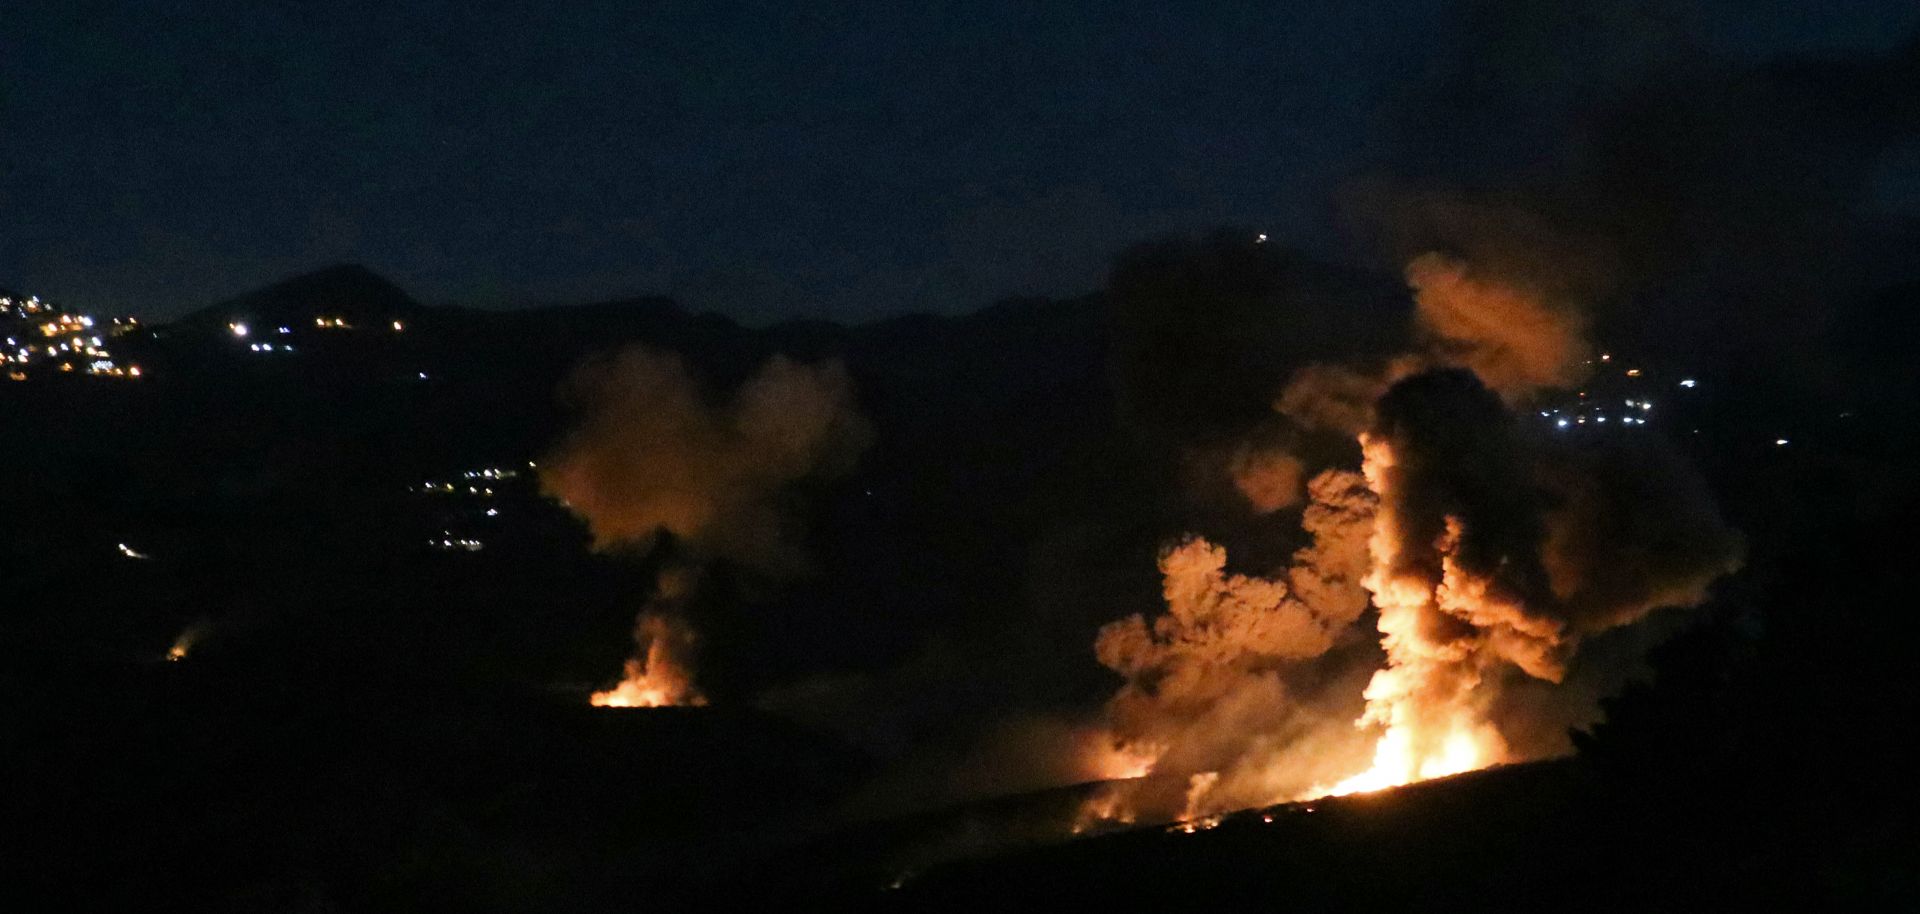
[541,346,871,705]
[541,347,870,572]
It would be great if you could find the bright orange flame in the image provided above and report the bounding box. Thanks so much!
[589,675,704,708]
[587,613,707,708]
[1304,433,1510,800]
[1090,741,1160,781]
[1312,721,1494,798]
[165,623,204,662]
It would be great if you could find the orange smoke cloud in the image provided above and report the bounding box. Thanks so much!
[540,347,871,572]
[1090,470,1379,820]
[541,346,872,707]
[1405,252,1589,398]
[1227,444,1305,514]
[1276,252,1587,437]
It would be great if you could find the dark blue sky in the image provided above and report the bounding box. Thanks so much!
[5,1,1916,323]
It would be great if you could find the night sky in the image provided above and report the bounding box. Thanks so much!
[6,1,1916,323]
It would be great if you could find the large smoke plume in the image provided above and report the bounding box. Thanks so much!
[1088,247,1742,822]
[539,346,871,705]
[1336,369,1742,795]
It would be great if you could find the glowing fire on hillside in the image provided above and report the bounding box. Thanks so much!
[1314,721,1495,798]
[165,622,209,663]
[588,612,708,708]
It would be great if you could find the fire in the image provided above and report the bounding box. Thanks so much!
[165,622,206,662]
[1090,740,1160,781]
[589,673,705,708]
[1302,431,1513,798]
[1314,720,1495,798]
[588,612,707,708]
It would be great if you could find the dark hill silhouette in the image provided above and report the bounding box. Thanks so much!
[177,263,424,332]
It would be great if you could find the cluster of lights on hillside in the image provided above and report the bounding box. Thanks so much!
[2,294,142,380]
[226,313,405,355]
[1534,352,1698,432]
[429,532,485,552]
[416,463,535,551]
[416,465,522,497]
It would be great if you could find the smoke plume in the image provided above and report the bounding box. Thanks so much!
[1327,368,1742,795]
[1084,243,1740,822]
[540,346,872,704]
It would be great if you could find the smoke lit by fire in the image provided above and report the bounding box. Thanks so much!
[1083,253,1742,824]
[541,346,871,708]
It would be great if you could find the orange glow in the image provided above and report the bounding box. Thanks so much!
[1090,740,1159,781]
[1312,720,1495,798]
[166,623,206,662]
[588,613,707,708]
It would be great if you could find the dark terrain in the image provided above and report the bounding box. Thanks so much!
[7,252,1918,910]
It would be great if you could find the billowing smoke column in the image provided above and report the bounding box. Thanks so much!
[539,346,871,706]
[1332,370,1741,793]
[1088,252,1741,822]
